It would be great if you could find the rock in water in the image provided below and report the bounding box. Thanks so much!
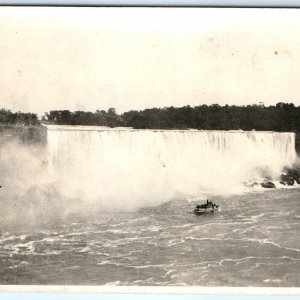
[279,165,300,185]
[261,181,276,188]
[280,174,295,186]
[286,167,300,184]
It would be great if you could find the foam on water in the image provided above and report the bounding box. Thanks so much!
[0,189,299,286]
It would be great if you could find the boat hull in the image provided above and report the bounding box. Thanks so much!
[193,208,218,215]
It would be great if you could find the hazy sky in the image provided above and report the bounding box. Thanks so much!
[1,7,300,116]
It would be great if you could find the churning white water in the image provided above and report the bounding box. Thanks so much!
[1,126,299,285]
[46,126,297,210]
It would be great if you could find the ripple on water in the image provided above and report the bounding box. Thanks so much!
[0,189,299,286]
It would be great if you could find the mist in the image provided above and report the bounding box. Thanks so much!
[0,127,297,230]
[0,137,83,230]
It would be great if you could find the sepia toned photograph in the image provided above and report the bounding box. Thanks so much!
[0,6,299,289]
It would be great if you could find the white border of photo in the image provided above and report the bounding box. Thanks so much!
[0,2,299,297]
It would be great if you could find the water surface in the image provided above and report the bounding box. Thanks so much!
[0,189,299,286]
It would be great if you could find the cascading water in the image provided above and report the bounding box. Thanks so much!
[46,125,297,210]
[1,126,299,284]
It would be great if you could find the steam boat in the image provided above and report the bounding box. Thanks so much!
[194,200,219,216]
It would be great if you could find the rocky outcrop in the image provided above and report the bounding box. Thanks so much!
[261,181,276,188]
[252,165,300,188]
[279,166,300,186]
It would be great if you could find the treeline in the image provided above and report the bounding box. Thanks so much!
[43,102,300,132]
[0,109,40,126]
[2,103,300,131]
[43,108,124,127]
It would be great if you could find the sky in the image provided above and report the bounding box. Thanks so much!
[1,7,300,116]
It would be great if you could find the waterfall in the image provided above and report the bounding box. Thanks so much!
[45,125,297,209]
